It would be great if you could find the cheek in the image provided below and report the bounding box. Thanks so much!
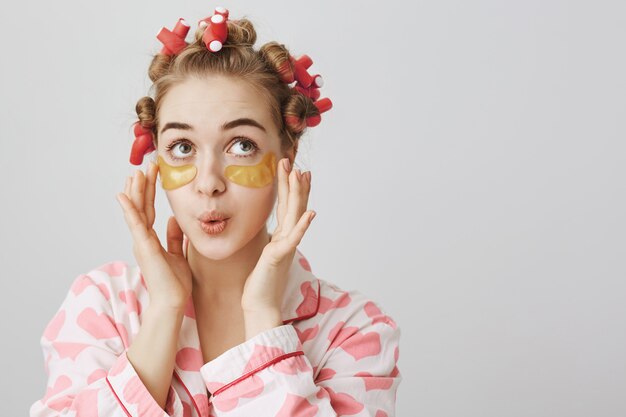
[231,181,278,232]
[163,189,184,218]
[237,183,277,218]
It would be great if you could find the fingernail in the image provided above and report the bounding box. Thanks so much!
[283,158,291,172]
[309,211,316,222]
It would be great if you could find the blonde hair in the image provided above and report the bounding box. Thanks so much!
[135,16,322,156]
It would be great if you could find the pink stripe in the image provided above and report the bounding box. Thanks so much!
[174,370,203,417]
[212,350,305,397]
[105,376,132,417]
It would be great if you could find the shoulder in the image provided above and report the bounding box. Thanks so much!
[292,251,399,331]
[291,250,400,336]
[63,259,148,320]
[67,259,141,294]
[295,275,401,378]
[40,260,147,353]
[314,277,400,332]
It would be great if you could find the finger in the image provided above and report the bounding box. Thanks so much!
[287,210,316,248]
[300,170,311,214]
[281,167,299,231]
[276,158,290,230]
[283,167,306,232]
[131,169,147,224]
[166,216,184,256]
[124,176,131,196]
[145,162,157,227]
[116,192,152,245]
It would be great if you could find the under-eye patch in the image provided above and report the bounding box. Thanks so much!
[156,152,277,190]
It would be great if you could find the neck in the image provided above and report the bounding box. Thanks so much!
[186,226,271,306]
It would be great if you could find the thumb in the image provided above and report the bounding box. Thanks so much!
[166,216,184,256]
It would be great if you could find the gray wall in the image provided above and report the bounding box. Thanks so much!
[2,0,624,415]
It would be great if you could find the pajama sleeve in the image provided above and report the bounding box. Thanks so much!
[30,271,185,417]
[200,306,402,416]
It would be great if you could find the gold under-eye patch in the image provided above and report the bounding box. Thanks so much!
[157,155,197,190]
[224,152,276,188]
[156,152,277,190]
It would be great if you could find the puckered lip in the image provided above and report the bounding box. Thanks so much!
[198,210,230,222]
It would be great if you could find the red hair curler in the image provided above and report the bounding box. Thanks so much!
[294,76,322,101]
[311,74,323,88]
[213,6,229,19]
[314,97,332,114]
[306,98,333,127]
[130,122,155,166]
[156,18,190,56]
[283,115,306,133]
[200,7,230,52]
[277,60,295,84]
[291,55,314,88]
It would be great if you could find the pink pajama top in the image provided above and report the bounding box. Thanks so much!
[30,244,402,417]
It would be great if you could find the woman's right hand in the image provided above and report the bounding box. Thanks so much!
[116,161,193,311]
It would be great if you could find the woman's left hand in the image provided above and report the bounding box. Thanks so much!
[241,157,316,314]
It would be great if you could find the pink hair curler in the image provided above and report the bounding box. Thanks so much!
[156,18,190,56]
[130,122,155,166]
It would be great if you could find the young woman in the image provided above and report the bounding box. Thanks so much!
[31,7,402,417]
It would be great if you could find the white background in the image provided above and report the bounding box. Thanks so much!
[2,0,625,415]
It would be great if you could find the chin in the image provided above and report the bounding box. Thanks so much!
[191,235,239,260]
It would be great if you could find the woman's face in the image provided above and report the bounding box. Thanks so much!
[156,75,289,260]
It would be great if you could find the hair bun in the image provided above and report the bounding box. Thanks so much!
[282,92,320,134]
[259,41,294,83]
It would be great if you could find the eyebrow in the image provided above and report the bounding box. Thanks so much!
[159,117,267,135]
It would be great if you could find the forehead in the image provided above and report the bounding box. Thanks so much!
[159,75,276,134]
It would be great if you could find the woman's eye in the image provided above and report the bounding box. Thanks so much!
[229,138,260,157]
[166,141,193,161]
[165,137,260,161]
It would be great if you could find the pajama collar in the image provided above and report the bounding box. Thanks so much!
[171,246,321,416]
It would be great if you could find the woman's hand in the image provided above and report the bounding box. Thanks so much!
[116,161,193,311]
[241,158,316,314]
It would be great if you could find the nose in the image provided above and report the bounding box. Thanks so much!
[193,153,227,196]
